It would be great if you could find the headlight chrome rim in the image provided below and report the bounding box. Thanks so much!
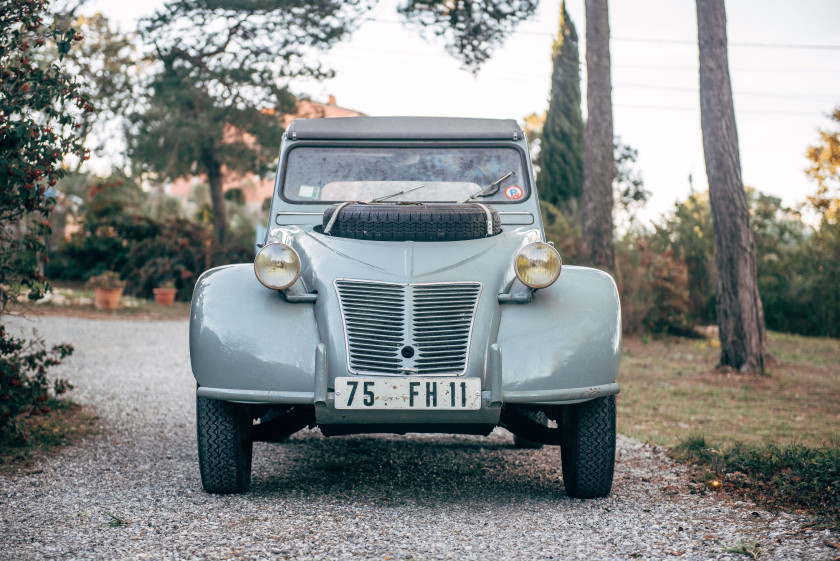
[254,243,301,290]
[514,242,562,289]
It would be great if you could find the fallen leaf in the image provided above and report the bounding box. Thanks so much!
[826,541,840,550]
[669,550,685,556]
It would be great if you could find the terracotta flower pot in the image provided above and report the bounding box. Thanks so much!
[94,287,123,310]
[153,287,177,306]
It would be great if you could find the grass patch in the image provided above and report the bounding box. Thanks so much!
[619,331,840,525]
[723,540,761,559]
[0,398,99,475]
[104,512,128,527]
[618,331,840,447]
[673,434,840,525]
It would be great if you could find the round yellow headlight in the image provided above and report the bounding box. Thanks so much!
[254,243,301,290]
[515,242,562,289]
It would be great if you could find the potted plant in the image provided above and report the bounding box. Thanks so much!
[87,271,126,310]
[153,279,177,306]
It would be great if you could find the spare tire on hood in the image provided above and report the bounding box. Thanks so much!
[321,203,501,242]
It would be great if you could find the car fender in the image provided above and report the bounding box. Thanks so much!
[496,266,621,402]
[190,264,320,398]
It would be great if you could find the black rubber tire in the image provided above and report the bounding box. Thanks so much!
[196,396,253,494]
[322,203,501,242]
[560,396,616,499]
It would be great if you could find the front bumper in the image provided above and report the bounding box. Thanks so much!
[195,342,620,426]
[191,263,622,426]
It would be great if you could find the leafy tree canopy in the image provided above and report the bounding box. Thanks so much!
[0,0,89,310]
[806,106,840,224]
[130,0,374,242]
[398,0,538,69]
[535,0,583,205]
[1,0,83,441]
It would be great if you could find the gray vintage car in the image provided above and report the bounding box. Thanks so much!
[190,117,621,497]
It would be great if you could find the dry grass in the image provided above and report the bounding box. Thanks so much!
[0,399,99,476]
[618,331,840,448]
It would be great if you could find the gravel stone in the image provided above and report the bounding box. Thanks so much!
[1,316,837,560]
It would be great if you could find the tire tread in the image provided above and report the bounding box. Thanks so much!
[561,395,616,499]
[323,203,501,241]
[196,396,253,494]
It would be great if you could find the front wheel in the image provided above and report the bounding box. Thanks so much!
[561,395,616,499]
[196,396,253,494]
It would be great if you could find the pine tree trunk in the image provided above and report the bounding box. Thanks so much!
[204,150,227,246]
[697,0,765,374]
[581,0,615,271]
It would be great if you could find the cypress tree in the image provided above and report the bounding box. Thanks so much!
[537,1,584,205]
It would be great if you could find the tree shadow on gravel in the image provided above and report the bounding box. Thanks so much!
[250,431,577,505]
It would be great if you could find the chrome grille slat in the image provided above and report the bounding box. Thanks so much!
[336,279,481,376]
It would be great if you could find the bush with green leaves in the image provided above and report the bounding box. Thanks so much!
[616,237,695,336]
[1,0,85,441]
[651,189,840,337]
[50,173,256,301]
[0,328,73,441]
[48,174,156,280]
[673,434,840,523]
[122,217,215,301]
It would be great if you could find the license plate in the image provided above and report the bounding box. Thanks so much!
[333,377,482,410]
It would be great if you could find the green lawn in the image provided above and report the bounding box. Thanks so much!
[618,331,840,448]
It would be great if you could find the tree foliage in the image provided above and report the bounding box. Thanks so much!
[398,0,538,69]
[130,0,370,244]
[649,187,840,338]
[805,106,840,223]
[535,0,583,206]
[0,0,81,440]
[0,0,88,309]
[56,12,140,169]
[651,189,716,324]
[613,139,649,229]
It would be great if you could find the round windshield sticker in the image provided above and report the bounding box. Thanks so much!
[505,185,524,200]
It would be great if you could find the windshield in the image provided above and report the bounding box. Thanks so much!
[282,146,528,203]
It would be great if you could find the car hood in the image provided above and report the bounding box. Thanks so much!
[269,225,543,290]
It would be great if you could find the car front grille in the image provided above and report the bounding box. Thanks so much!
[335,280,481,376]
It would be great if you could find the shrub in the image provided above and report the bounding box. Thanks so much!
[121,217,214,301]
[51,173,257,302]
[540,199,581,263]
[87,270,126,289]
[47,175,157,281]
[0,328,74,442]
[673,435,840,524]
[1,1,84,443]
[616,237,695,336]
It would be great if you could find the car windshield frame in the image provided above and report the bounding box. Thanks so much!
[278,142,533,205]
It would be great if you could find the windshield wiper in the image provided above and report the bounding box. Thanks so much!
[459,171,515,203]
[365,184,426,203]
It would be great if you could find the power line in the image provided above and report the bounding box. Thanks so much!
[614,103,823,116]
[364,17,840,50]
[612,37,840,50]
[330,48,840,79]
[616,83,837,102]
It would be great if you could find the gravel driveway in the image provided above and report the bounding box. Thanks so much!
[1,316,836,560]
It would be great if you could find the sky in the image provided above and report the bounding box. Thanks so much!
[87,0,840,225]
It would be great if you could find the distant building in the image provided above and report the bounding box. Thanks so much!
[168,96,364,212]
